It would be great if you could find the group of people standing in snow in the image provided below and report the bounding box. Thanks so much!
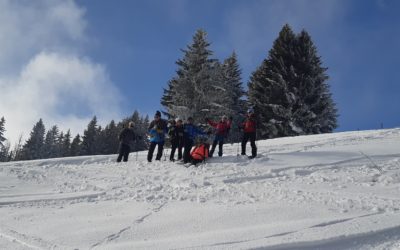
[116,109,257,165]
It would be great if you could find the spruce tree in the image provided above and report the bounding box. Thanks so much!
[81,116,98,156]
[61,130,71,157]
[95,125,103,154]
[248,24,337,138]
[43,125,60,159]
[0,117,6,147]
[292,30,338,133]
[221,52,246,141]
[21,119,46,160]
[0,117,7,161]
[57,132,64,157]
[100,120,119,154]
[206,61,233,119]
[162,29,220,123]
[0,141,10,162]
[70,134,82,156]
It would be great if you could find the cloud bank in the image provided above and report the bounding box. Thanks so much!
[0,0,122,143]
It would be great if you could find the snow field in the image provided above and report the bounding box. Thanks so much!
[1,128,400,249]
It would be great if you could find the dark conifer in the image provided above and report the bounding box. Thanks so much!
[81,116,98,155]
[0,117,6,147]
[0,117,9,162]
[70,134,82,156]
[21,119,46,160]
[162,29,219,123]
[248,24,338,138]
[61,130,72,157]
[43,125,60,158]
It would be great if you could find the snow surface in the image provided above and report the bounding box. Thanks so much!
[1,129,400,249]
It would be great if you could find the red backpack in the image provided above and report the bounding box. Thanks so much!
[191,144,209,161]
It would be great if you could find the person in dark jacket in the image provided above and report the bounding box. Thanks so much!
[168,118,184,161]
[117,121,136,162]
[183,117,206,163]
[239,109,257,158]
[147,111,168,162]
[206,115,232,157]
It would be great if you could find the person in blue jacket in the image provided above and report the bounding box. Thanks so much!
[183,117,207,163]
[147,111,168,162]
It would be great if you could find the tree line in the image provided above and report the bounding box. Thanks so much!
[0,111,149,162]
[0,24,338,162]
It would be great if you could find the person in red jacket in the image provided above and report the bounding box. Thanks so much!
[206,115,232,157]
[240,109,257,158]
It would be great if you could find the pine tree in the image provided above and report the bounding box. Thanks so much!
[248,24,297,138]
[0,117,8,161]
[81,116,98,156]
[61,130,72,157]
[70,134,82,156]
[43,125,60,159]
[0,117,6,147]
[95,125,103,154]
[57,131,64,157]
[0,140,10,162]
[292,30,338,133]
[162,29,220,123]
[21,119,46,160]
[206,60,233,119]
[248,24,337,138]
[221,52,246,141]
[99,120,119,154]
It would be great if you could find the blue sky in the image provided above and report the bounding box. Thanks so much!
[0,0,399,143]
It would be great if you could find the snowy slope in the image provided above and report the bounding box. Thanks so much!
[1,129,400,249]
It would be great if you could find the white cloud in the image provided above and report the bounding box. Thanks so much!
[0,0,122,144]
[0,0,87,74]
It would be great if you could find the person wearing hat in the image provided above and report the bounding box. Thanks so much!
[206,115,232,157]
[117,121,136,162]
[147,111,168,162]
[239,109,257,158]
[168,118,184,161]
[182,117,206,163]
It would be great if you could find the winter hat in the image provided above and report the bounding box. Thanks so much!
[175,117,182,123]
[155,110,161,118]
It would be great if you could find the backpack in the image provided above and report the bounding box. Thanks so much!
[191,143,209,161]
